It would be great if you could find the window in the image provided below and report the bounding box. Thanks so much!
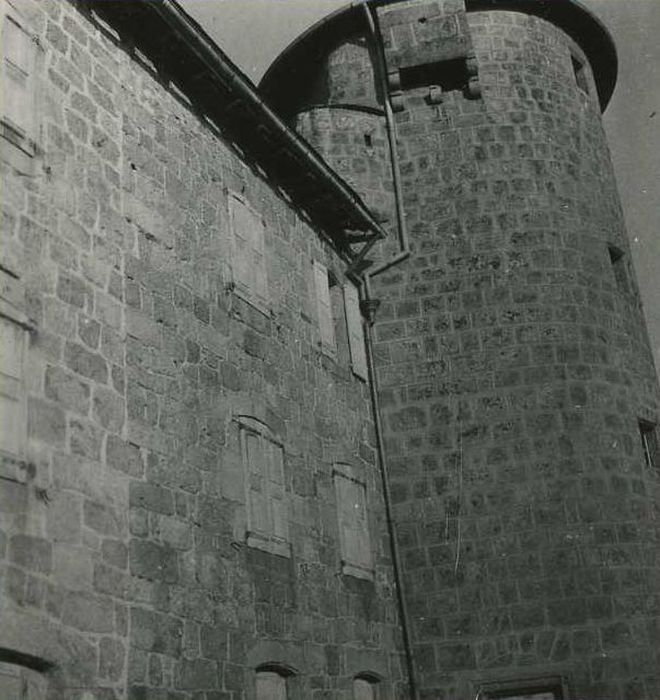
[256,671,287,700]
[0,267,30,481]
[608,245,629,293]
[255,666,296,700]
[313,264,368,378]
[0,661,47,700]
[480,677,566,699]
[344,281,368,380]
[639,419,658,471]
[229,193,268,312]
[334,464,373,579]
[571,55,589,94]
[353,676,381,700]
[313,260,335,355]
[1,2,41,156]
[399,57,468,92]
[238,416,289,557]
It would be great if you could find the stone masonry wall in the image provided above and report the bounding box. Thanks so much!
[0,0,404,697]
[285,5,660,700]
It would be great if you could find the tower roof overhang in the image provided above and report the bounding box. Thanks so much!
[260,0,618,114]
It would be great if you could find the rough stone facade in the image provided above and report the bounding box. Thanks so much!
[263,1,660,699]
[0,0,405,697]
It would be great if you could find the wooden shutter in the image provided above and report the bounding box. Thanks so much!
[244,430,269,535]
[2,13,35,137]
[230,195,254,298]
[344,282,368,379]
[268,441,288,541]
[0,317,25,457]
[335,471,372,570]
[256,671,287,700]
[230,195,267,306]
[313,261,335,353]
[353,678,376,700]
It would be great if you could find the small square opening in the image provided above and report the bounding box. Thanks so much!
[571,55,589,94]
[608,245,630,293]
[400,58,468,92]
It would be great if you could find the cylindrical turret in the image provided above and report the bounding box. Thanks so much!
[262,2,660,698]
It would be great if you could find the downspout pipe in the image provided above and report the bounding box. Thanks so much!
[359,4,418,698]
[360,0,411,279]
[362,298,420,700]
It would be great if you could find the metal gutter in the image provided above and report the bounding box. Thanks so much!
[85,0,387,262]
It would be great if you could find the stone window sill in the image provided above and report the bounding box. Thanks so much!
[246,532,291,559]
[341,562,374,581]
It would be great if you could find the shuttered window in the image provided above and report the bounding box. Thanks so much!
[256,671,287,700]
[0,316,26,459]
[344,281,368,380]
[1,6,39,152]
[230,193,268,311]
[353,678,377,700]
[334,465,373,578]
[313,260,335,354]
[239,417,289,556]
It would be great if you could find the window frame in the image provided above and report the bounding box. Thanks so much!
[607,244,630,294]
[639,419,658,472]
[0,268,32,483]
[237,415,290,558]
[333,463,374,580]
[228,192,269,316]
[479,676,567,700]
[1,1,43,164]
[571,54,590,95]
[344,280,368,380]
[313,259,336,357]
[353,673,383,700]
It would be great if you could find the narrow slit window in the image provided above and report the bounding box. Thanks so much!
[639,420,658,471]
[571,55,590,94]
[608,245,630,293]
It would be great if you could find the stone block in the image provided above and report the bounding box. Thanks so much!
[56,270,91,310]
[28,397,66,446]
[93,386,125,431]
[99,637,125,682]
[106,436,144,477]
[9,535,53,574]
[102,539,128,569]
[45,365,91,415]
[130,606,183,656]
[129,539,178,583]
[69,416,104,460]
[84,500,123,538]
[176,658,218,690]
[129,482,174,515]
[65,341,108,383]
[47,491,82,543]
[62,590,115,632]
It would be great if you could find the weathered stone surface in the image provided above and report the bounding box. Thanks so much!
[9,535,53,574]
[62,590,115,632]
[93,385,125,431]
[64,341,108,383]
[28,397,66,445]
[45,365,91,414]
[129,539,178,583]
[106,436,144,477]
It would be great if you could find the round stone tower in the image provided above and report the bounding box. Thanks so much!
[262,2,660,698]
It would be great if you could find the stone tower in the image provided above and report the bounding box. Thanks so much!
[261,1,660,698]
